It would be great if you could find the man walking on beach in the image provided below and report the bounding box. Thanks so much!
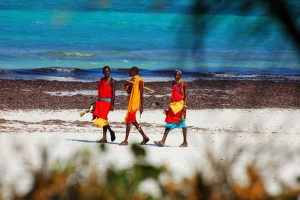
[154,70,188,147]
[93,66,116,143]
[119,67,149,145]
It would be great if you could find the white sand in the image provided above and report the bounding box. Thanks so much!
[0,109,299,197]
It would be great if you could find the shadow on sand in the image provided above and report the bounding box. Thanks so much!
[67,139,159,147]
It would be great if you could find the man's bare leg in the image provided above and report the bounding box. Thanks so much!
[103,126,108,140]
[132,122,149,144]
[124,122,131,142]
[106,125,115,142]
[154,128,170,147]
[119,122,131,145]
[180,127,188,147]
[97,126,107,143]
[161,128,171,144]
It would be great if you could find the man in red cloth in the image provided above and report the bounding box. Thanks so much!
[93,66,116,143]
[119,67,149,145]
[154,70,188,147]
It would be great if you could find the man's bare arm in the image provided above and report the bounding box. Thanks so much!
[111,78,116,111]
[139,80,144,114]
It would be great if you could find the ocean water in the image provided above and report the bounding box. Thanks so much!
[0,0,299,82]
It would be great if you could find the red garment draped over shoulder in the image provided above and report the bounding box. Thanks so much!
[93,77,112,120]
[165,81,184,123]
[98,77,112,98]
[170,81,184,102]
[125,75,143,122]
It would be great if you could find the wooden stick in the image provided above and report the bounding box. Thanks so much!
[125,80,155,92]
[79,102,95,117]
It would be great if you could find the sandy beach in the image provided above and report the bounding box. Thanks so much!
[0,79,299,198]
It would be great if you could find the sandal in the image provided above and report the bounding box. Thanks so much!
[110,131,116,142]
[96,138,107,143]
[140,137,149,145]
[154,141,165,147]
[179,143,188,147]
[119,141,128,146]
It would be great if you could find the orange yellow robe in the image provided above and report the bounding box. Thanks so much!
[125,75,143,122]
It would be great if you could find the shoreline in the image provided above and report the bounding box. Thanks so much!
[1,78,299,110]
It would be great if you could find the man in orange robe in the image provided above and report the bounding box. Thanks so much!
[119,67,149,145]
[93,66,116,143]
[154,70,188,147]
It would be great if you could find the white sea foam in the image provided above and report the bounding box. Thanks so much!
[44,90,97,96]
[63,51,93,57]
[42,76,78,81]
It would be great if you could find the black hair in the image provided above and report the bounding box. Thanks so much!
[130,66,139,74]
[174,70,182,75]
[102,66,111,73]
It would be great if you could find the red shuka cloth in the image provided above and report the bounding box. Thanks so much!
[93,78,112,120]
[165,81,184,123]
[125,109,138,122]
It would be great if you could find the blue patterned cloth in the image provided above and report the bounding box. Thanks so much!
[98,97,112,102]
[166,121,186,129]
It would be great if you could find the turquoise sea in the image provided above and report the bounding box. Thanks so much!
[0,0,299,81]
